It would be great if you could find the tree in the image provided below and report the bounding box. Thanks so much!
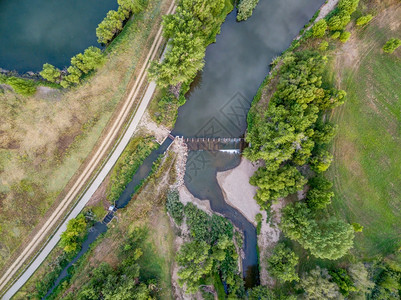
[383,38,401,54]
[309,149,333,173]
[339,31,351,43]
[64,66,82,85]
[328,13,350,31]
[329,268,357,296]
[250,165,307,207]
[176,240,213,293]
[281,203,354,260]
[319,41,329,51]
[5,77,37,96]
[337,0,360,15]
[96,10,124,44]
[306,175,334,210]
[73,47,105,73]
[312,19,327,38]
[331,31,341,39]
[299,267,343,300]
[40,63,61,82]
[60,214,87,253]
[313,122,338,144]
[356,14,373,26]
[237,0,260,21]
[166,189,184,225]
[306,217,354,260]
[118,0,148,14]
[348,263,374,298]
[267,243,299,283]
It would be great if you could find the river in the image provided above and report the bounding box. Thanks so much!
[0,0,117,73]
[40,0,325,296]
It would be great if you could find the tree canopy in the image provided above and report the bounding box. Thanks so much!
[267,243,299,283]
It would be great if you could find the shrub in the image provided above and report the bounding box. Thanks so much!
[382,38,401,54]
[329,268,357,296]
[356,14,373,26]
[60,214,87,253]
[319,41,329,51]
[306,176,334,210]
[237,0,260,21]
[166,190,184,225]
[339,31,351,43]
[267,243,299,282]
[5,77,36,96]
[40,63,61,82]
[312,19,327,38]
[331,31,341,39]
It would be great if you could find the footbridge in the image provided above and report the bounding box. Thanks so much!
[172,136,245,152]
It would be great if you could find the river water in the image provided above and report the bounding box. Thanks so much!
[0,0,117,73]
[42,0,324,296]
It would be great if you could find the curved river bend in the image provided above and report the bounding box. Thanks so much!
[42,0,324,296]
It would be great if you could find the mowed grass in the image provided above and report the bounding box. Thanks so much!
[328,5,401,258]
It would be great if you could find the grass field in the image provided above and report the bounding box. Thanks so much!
[0,0,171,270]
[328,1,401,258]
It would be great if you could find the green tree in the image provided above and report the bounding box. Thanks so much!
[356,14,373,26]
[60,214,87,253]
[337,0,360,15]
[383,38,401,54]
[237,0,260,21]
[306,175,334,210]
[176,240,213,293]
[299,267,343,300]
[331,31,341,39]
[309,149,333,173]
[280,202,313,242]
[166,189,184,225]
[339,31,351,43]
[118,0,148,14]
[64,66,82,85]
[5,77,36,96]
[306,217,354,260]
[329,268,357,296]
[250,165,307,207]
[348,263,374,298]
[312,19,327,38]
[319,41,329,51]
[96,10,124,44]
[40,63,61,82]
[267,243,299,282]
[328,13,351,31]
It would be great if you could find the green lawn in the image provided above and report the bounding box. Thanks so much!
[328,16,401,258]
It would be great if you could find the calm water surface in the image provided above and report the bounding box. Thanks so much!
[0,0,117,72]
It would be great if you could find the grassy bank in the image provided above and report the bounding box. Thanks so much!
[0,0,171,271]
[328,1,401,258]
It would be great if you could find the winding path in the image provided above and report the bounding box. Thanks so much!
[0,2,175,298]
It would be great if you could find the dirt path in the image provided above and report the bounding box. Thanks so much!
[0,2,176,297]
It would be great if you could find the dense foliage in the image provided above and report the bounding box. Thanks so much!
[383,38,401,54]
[165,190,184,225]
[60,47,105,87]
[0,76,37,96]
[356,14,373,26]
[175,202,244,297]
[148,0,232,89]
[280,202,354,260]
[245,51,345,207]
[312,19,327,38]
[327,0,359,32]
[236,0,260,21]
[108,137,156,203]
[59,214,87,253]
[64,228,158,299]
[299,267,342,299]
[96,0,147,44]
[267,243,299,283]
[40,63,61,83]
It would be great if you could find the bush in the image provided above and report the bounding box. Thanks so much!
[40,63,61,83]
[267,243,299,282]
[339,31,351,43]
[166,190,184,225]
[312,19,327,38]
[382,38,401,54]
[306,175,334,210]
[5,77,37,96]
[331,31,341,39]
[237,0,260,21]
[356,14,373,26]
[60,214,87,253]
[319,41,329,51]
